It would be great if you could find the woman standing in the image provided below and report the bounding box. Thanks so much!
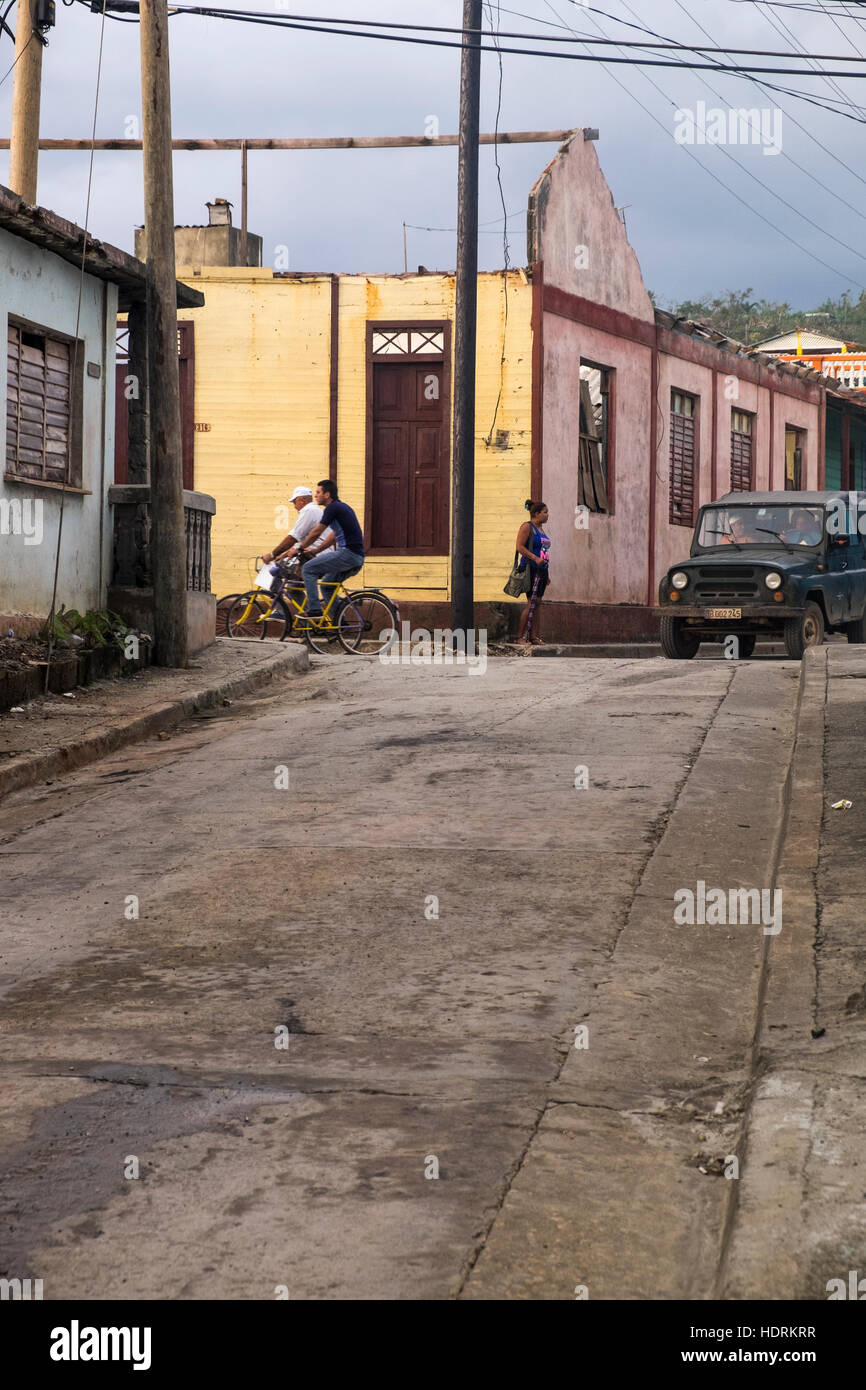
[515,499,551,644]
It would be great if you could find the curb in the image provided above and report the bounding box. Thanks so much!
[500,641,787,659]
[0,643,309,803]
[717,644,827,1299]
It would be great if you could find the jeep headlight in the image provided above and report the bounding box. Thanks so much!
[764,572,783,591]
[671,571,689,590]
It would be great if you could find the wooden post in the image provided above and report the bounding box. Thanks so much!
[9,0,44,203]
[139,0,188,667]
[127,297,150,485]
[451,0,482,638]
[240,140,248,266]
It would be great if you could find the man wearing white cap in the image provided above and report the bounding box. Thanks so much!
[262,486,334,565]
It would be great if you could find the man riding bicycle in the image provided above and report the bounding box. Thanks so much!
[298,480,364,618]
[261,485,335,567]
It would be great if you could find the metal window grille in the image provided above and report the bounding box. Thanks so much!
[670,390,697,527]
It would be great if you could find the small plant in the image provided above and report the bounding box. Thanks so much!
[39,606,138,652]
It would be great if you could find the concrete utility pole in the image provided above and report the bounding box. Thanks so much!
[451,0,483,638]
[139,0,188,667]
[9,0,45,203]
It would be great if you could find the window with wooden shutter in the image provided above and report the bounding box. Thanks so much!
[730,409,754,492]
[670,390,697,527]
[578,361,613,513]
[6,320,83,486]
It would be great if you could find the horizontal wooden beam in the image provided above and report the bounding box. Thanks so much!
[0,130,576,152]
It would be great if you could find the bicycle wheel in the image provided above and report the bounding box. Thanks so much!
[216,594,240,637]
[338,591,399,655]
[226,591,287,641]
[304,608,342,656]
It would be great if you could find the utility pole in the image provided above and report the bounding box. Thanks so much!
[451,0,482,638]
[139,0,188,667]
[9,0,47,203]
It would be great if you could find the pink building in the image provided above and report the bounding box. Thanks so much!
[527,132,842,642]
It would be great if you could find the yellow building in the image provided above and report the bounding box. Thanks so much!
[172,267,533,607]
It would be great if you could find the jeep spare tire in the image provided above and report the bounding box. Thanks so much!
[660,616,701,659]
[784,601,824,660]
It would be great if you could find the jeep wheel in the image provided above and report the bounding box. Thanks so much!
[843,612,866,644]
[660,616,701,659]
[784,601,824,660]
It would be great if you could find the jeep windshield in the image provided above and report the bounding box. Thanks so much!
[696,504,824,550]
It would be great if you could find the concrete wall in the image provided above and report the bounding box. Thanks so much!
[178,267,532,603]
[0,229,116,620]
[137,224,263,269]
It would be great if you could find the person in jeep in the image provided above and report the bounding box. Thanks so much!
[783,510,823,546]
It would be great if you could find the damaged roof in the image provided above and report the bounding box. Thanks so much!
[656,308,866,409]
[0,184,204,311]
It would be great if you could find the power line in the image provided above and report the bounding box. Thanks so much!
[542,0,864,290]
[575,3,866,123]
[0,30,34,88]
[585,2,866,167]
[753,0,866,118]
[634,0,866,226]
[68,1,866,75]
[587,1,866,270]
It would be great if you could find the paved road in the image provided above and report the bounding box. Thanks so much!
[0,653,811,1299]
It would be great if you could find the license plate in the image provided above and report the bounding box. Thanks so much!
[705,607,741,620]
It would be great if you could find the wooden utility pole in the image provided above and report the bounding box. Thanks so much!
[139,0,188,667]
[9,0,45,203]
[451,0,483,636]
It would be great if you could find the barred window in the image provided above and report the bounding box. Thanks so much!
[730,409,754,492]
[670,390,697,527]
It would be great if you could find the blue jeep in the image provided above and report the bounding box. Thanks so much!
[657,490,866,660]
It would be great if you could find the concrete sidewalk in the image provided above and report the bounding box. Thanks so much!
[721,644,866,1300]
[0,638,309,801]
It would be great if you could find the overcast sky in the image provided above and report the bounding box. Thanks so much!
[3,1,866,308]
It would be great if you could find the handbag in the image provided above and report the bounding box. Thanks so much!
[503,552,531,598]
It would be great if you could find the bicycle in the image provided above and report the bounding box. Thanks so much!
[224,556,399,656]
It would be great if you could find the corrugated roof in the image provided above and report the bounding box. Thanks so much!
[0,184,204,311]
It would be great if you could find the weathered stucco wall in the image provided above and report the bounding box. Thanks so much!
[0,229,116,618]
[542,313,651,606]
[529,132,654,323]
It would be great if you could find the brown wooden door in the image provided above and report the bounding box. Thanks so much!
[371,361,447,552]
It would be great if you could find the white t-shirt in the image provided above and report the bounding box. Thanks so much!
[290,501,335,550]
